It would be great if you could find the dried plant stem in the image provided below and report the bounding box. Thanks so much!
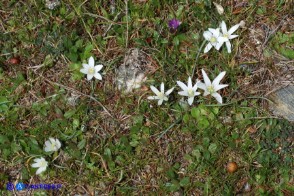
[68,0,103,56]
[43,77,113,118]
[125,0,129,48]
[90,152,111,178]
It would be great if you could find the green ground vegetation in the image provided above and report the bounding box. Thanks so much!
[0,0,293,195]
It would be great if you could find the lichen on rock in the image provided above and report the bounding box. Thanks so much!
[116,48,152,93]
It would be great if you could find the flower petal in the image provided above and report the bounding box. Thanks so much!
[31,162,41,168]
[229,34,238,39]
[212,92,223,104]
[160,82,164,92]
[88,56,95,67]
[94,73,102,80]
[187,97,194,105]
[82,63,89,69]
[177,81,188,91]
[201,69,212,86]
[49,138,55,143]
[178,91,188,96]
[215,41,224,50]
[33,158,41,162]
[195,91,201,96]
[44,146,52,152]
[192,84,198,92]
[95,65,103,72]
[150,85,160,95]
[158,99,163,105]
[209,28,220,37]
[45,141,51,147]
[221,21,227,34]
[165,87,174,95]
[87,74,94,81]
[228,24,240,35]
[212,71,226,86]
[203,91,210,96]
[36,166,46,175]
[218,36,229,43]
[225,41,232,53]
[214,84,228,91]
[80,68,88,74]
[197,82,207,90]
[147,96,157,100]
[204,43,213,53]
[55,139,61,149]
[203,31,212,40]
[188,77,192,89]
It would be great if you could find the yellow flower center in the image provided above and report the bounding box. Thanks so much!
[188,89,194,97]
[51,143,56,149]
[158,92,165,99]
[207,85,215,94]
[223,33,229,38]
[210,37,217,43]
[88,68,95,74]
[40,161,47,167]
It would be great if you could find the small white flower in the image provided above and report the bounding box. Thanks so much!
[31,157,48,175]
[44,138,61,152]
[220,21,240,53]
[177,77,201,105]
[198,69,228,104]
[80,56,103,81]
[147,82,174,105]
[203,28,228,53]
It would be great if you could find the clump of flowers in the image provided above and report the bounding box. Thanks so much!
[148,71,228,106]
[203,28,227,53]
[203,21,240,53]
[31,137,62,175]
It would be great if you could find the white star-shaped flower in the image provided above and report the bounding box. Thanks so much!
[220,21,240,53]
[177,77,201,105]
[80,56,103,80]
[198,69,228,104]
[44,138,61,152]
[203,28,228,53]
[148,82,174,105]
[31,157,48,175]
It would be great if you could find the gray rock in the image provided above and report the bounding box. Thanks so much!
[269,85,294,122]
[116,48,151,93]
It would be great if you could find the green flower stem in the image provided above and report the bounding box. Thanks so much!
[90,79,98,97]
[91,81,94,95]
[192,40,207,79]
